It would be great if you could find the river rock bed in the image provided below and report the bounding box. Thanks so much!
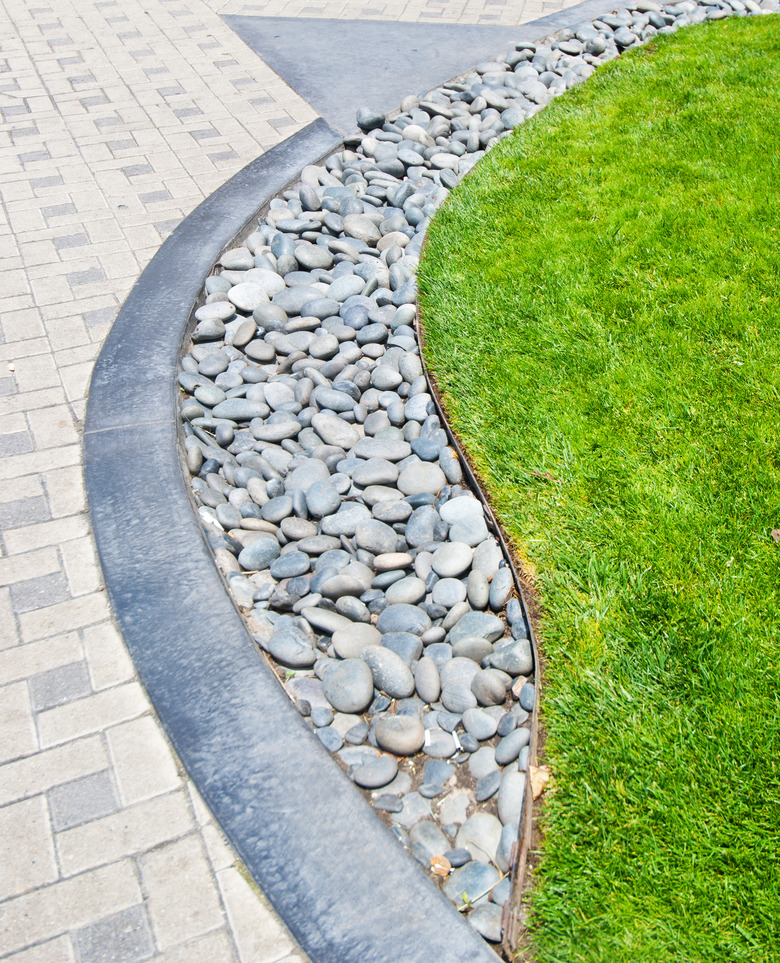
[178,0,776,947]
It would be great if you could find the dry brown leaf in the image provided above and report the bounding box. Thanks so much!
[771,529,780,544]
[529,765,551,800]
[430,855,451,877]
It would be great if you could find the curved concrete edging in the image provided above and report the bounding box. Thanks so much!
[84,117,500,963]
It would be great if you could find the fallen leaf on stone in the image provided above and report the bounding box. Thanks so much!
[529,765,551,799]
[772,530,780,544]
[430,855,451,877]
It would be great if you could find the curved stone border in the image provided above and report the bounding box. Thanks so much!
[85,118,499,963]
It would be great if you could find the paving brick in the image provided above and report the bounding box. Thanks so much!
[18,591,109,644]
[37,682,149,748]
[0,444,81,483]
[0,430,35,457]
[72,905,154,963]
[201,821,236,875]
[82,305,117,327]
[59,535,100,598]
[28,659,91,711]
[56,790,194,878]
[3,515,89,556]
[155,928,237,963]
[107,715,181,806]
[0,860,142,956]
[26,404,80,449]
[80,621,135,691]
[0,387,65,420]
[140,835,224,950]
[0,681,37,761]
[0,632,81,689]
[0,796,59,900]
[217,865,301,963]
[0,496,52,531]
[41,202,77,221]
[47,769,119,832]
[0,586,20,649]
[0,935,76,962]
[0,736,108,808]
[10,571,71,615]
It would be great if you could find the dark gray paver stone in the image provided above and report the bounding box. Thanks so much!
[73,905,154,963]
[28,659,91,711]
[48,770,118,832]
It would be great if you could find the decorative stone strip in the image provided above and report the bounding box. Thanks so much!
[178,0,779,953]
[86,2,778,961]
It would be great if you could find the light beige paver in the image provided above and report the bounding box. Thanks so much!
[0,0,575,957]
[0,797,59,901]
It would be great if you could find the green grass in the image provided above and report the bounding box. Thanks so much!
[418,17,780,962]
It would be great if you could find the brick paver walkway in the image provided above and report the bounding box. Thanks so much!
[0,0,571,959]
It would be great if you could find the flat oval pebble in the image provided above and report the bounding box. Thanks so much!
[475,770,501,803]
[237,536,281,571]
[467,570,490,609]
[431,577,467,608]
[439,657,480,690]
[423,728,457,759]
[352,754,398,789]
[362,646,415,699]
[195,301,235,323]
[228,282,268,312]
[456,812,503,865]
[431,542,474,578]
[384,576,426,605]
[413,657,440,704]
[409,820,449,858]
[498,770,526,827]
[441,684,477,714]
[301,606,352,635]
[375,715,425,756]
[321,659,375,713]
[354,518,398,555]
[266,627,317,668]
[489,639,534,676]
[269,552,310,579]
[331,623,381,659]
[374,552,413,572]
[449,611,504,644]
[317,726,343,752]
[352,459,400,488]
[469,904,503,943]
[489,567,513,611]
[397,462,446,495]
[311,412,361,449]
[495,726,531,766]
[442,861,499,909]
[468,746,498,780]
[376,603,431,636]
[444,847,471,868]
[471,669,507,707]
[462,707,498,741]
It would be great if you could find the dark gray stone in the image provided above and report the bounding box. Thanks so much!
[322,659,374,713]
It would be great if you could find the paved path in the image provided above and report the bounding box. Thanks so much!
[0,0,572,959]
